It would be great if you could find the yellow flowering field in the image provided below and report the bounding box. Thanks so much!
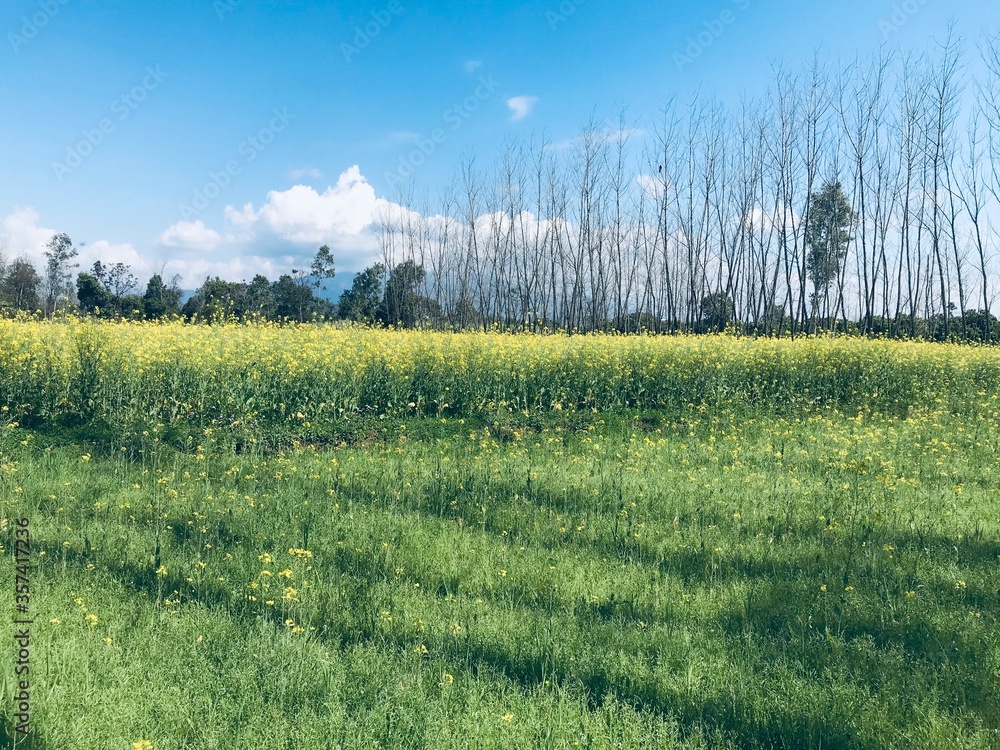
[0,319,997,439]
[0,322,997,748]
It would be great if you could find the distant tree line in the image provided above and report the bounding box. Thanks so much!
[0,238,449,328]
[367,32,1000,342]
[4,35,1000,342]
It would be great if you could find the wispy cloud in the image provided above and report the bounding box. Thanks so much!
[389,130,421,143]
[546,127,646,152]
[464,60,483,73]
[506,95,538,121]
[289,167,323,181]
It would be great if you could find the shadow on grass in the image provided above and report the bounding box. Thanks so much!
[0,715,45,750]
[33,500,1000,750]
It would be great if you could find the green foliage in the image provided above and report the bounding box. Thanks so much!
[43,233,78,313]
[805,181,857,301]
[2,403,997,748]
[76,272,113,314]
[378,260,441,328]
[0,258,42,311]
[142,274,182,319]
[338,264,386,324]
[309,244,336,293]
[699,292,735,332]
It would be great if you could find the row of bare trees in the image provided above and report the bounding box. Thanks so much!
[373,34,1000,340]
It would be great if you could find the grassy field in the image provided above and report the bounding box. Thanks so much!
[0,323,998,748]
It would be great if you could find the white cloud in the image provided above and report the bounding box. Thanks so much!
[0,207,159,285]
[2,207,140,266]
[3,166,405,291]
[77,239,145,270]
[1,207,56,260]
[389,131,421,143]
[547,128,647,152]
[464,60,483,73]
[160,220,223,252]
[156,166,403,283]
[225,166,380,242]
[506,95,539,121]
[636,174,663,198]
[289,167,324,181]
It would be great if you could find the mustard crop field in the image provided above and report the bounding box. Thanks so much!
[0,321,998,749]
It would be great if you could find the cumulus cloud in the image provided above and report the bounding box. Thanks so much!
[160,220,223,252]
[224,166,380,243]
[506,95,539,121]
[77,239,146,270]
[3,168,408,290]
[156,166,405,283]
[1,207,56,260]
[0,207,158,285]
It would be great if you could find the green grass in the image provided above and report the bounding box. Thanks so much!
[1,404,998,748]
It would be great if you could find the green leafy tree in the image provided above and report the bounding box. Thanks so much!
[43,233,78,314]
[805,181,857,324]
[244,274,276,318]
[118,294,146,319]
[310,245,336,294]
[378,260,427,328]
[142,274,182,319]
[338,264,385,323]
[105,262,138,298]
[76,273,113,315]
[182,278,249,321]
[272,274,318,322]
[0,258,42,312]
[699,291,736,333]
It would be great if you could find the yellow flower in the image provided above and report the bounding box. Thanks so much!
[502,713,514,723]
[85,613,98,627]
[131,741,153,750]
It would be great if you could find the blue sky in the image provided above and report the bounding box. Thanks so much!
[0,0,995,286]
